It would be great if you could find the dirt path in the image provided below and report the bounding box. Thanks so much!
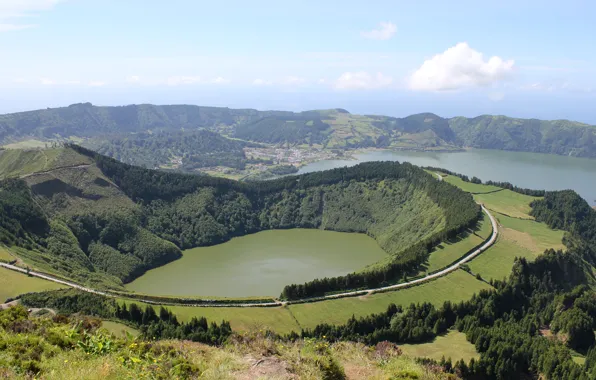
[19,164,92,179]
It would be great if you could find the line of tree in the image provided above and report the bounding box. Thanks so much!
[20,289,232,345]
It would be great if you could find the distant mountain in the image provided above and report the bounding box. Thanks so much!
[449,115,596,157]
[1,103,596,158]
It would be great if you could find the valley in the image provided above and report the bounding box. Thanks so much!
[2,105,596,379]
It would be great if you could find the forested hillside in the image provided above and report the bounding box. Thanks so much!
[450,115,596,157]
[0,103,283,142]
[85,129,254,171]
[0,145,478,295]
[3,103,596,161]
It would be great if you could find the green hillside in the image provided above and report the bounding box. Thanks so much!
[3,104,596,167]
[450,115,596,157]
[0,145,478,297]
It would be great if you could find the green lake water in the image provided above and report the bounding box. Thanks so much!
[299,149,596,206]
[126,229,387,297]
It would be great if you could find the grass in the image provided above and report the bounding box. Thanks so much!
[0,306,454,380]
[0,267,65,303]
[400,330,479,363]
[468,238,535,282]
[497,214,565,253]
[101,320,140,338]
[0,149,51,178]
[1,139,48,149]
[121,269,492,335]
[289,270,492,330]
[443,174,501,194]
[474,190,539,219]
[0,245,15,262]
[0,147,92,179]
[467,214,565,281]
[424,216,488,273]
[123,302,301,335]
[441,173,540,219]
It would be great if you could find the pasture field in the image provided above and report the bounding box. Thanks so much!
[442,174,501,193]
[474,190,539,219]
[468,238,535,282]
[122,269,491,335]
[467,214,564,281]
[400,330,479,362]
[289,269,492,330]
[101,320,140,338]
[123,302,301,335]
[425,230,484,273]
[497,214,565,253]
[0,267,65,303]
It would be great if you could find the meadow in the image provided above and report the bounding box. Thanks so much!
[0,267,65,303]
[400,330,479,363]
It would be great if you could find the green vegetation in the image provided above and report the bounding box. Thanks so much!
[0,267,64,302]
[0,147,91,179]
[100,320,139,338]
[0,245,14,262]
[163,305,299,334]
[450,115,596,158]
[442,174,500,193]
[474,189,539,219]
[400,330,479,363]
[0,305,451,380]
[424,216,488,273]
[85,129,253,172]
[467,238,535,281]
[468,213,565,281]
[289,270,491,329]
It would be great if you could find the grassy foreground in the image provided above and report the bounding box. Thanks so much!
[0,305,453,380]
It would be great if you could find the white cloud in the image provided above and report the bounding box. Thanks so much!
[361,22,397,40]
[409,42,515,92]
[166,76,201,86]
[0,0,65,32]
[88,81,105,87]
[126,75,141,83]
[252,78,272,86]
[334,71,393,90]
[211,76,230,84]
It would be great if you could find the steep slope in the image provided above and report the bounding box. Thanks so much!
[0,145,479,296]
[84,129,252,171]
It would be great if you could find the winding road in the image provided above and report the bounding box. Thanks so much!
[1,172,498,308]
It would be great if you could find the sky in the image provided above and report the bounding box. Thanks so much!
[1,0,596,122]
